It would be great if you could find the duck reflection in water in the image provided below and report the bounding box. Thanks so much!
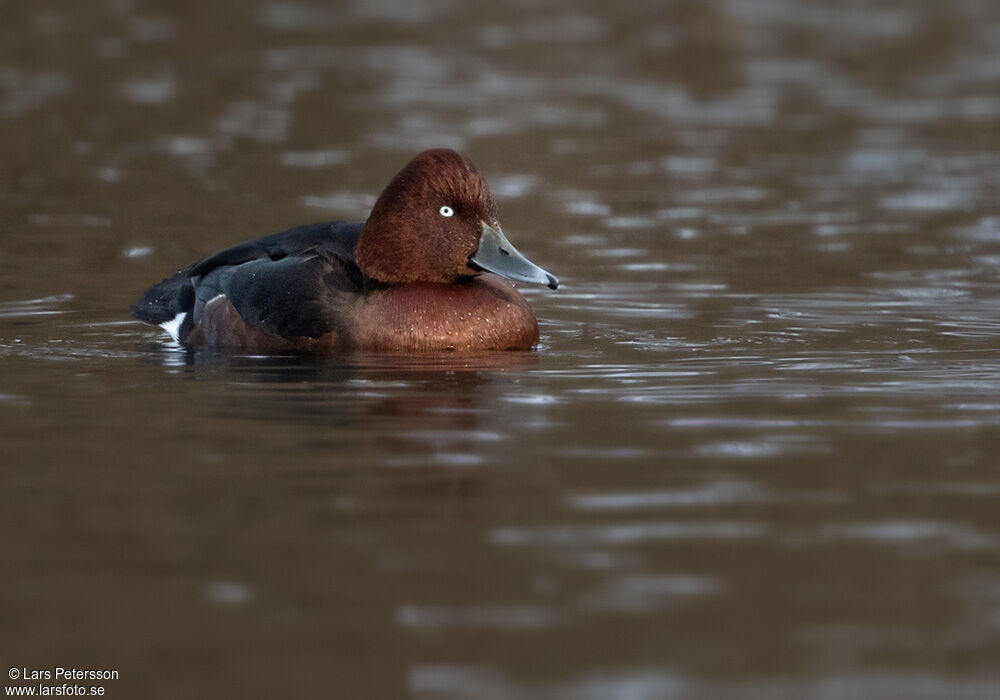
[156,348,541,509]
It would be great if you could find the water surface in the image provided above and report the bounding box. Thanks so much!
[2,1,1000,698]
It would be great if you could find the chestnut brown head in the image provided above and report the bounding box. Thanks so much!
[355,149,557,289]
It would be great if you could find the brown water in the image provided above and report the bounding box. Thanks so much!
[3,0,1000,697]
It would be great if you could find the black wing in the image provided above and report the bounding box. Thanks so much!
[193,255,358,340]
[132,221,365,335]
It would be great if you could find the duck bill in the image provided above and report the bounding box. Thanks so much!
[470,222,559,289]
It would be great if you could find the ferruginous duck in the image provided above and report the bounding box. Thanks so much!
[132,149,558,352]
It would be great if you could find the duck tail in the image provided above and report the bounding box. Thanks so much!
[131,270,195,325]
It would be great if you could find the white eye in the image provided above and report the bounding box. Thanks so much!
[439,205,454,217]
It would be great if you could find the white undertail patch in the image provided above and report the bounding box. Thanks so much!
[159,312,186,342]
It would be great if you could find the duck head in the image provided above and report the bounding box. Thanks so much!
[355,149,558,289]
